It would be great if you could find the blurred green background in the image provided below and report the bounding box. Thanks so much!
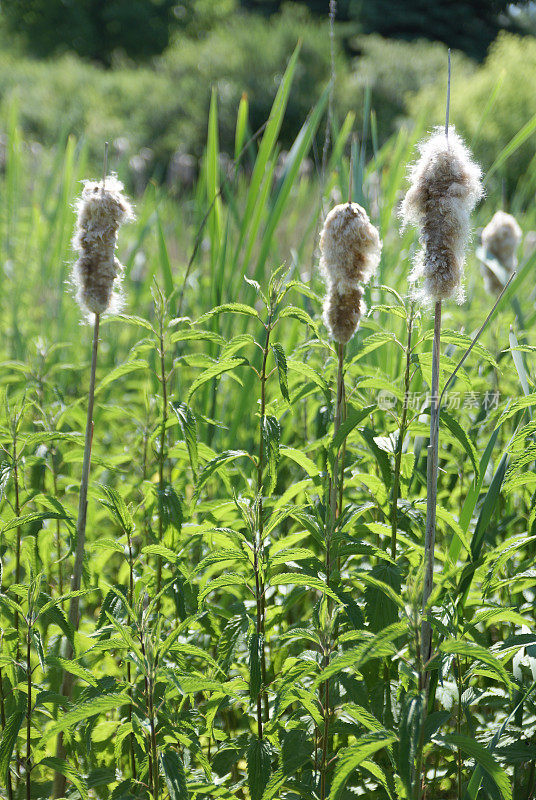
[1,0,536,196]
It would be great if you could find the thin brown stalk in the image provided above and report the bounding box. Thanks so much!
[421,300,441,681]
[51,467,63,595]
[26,624,31,800]
[256,311,274,734]
[54,312,100,799]
[157,314,168,604]
[68,311,100,629]
[13,434,21,643]
[0,663,14,800]
[320,342,345,800]
[391,305,415,559]
[127,531,137,780]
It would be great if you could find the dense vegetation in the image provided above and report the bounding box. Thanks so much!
[2,41,536,800]
[3,0,529,62]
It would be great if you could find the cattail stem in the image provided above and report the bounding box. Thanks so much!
[26,623,31,800]
[127,531,137,780]
[52,468,63,595]
[320,342,345,800]
[13,433,21,647]
[157,316,167,605]
[0,664,13,800]
[421,300,441,681]
[253,312,274,739]
[391,306,415,559]
[53,312,100,799]
[69,311,100,629]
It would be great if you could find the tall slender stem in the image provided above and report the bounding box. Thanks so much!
[52,467,63,595]
[256,314,273,735]
[0,663,13,800]
[68,312,100,629]
[13,434,21,645]
[26,624,31,800]
[127,532,137,780]
[421,300,441,681]
[391,306,415,559]
[157,317,167,604]
[54,312,100,798]
[320,342,345,800]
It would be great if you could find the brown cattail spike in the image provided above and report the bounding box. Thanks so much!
[319,202,382,344]
[480,210,521,294]
[401,126,483,304]
[72,175,133,316]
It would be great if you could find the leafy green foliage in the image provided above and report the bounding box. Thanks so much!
[0,42,535,800]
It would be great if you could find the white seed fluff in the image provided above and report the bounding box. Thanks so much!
[72,175,134,316]
[400,125,483,304]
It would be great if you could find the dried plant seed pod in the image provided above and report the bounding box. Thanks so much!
[323,285,364,344]
[319,201,382,343]
[480,210,521,293]
[72,175,134,316]
[319,202,382,292]
[401,126,483,304]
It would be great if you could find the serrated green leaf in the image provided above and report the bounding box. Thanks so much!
[247,736,271,800]
[160,749,189,799]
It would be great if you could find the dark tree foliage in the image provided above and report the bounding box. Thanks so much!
[239,0,356,20]
[1,0,176,65]
[239,0,528,60]
[357,0,527,61]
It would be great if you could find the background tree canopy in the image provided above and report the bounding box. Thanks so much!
[0,0,530,64]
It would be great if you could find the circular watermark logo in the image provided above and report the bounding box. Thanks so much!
[377,390,397,410]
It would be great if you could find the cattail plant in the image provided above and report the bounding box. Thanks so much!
[54,153,132,797]
[318,198,381,798]
[400,77,483,682]
[67,164,132,631]
[480,210,521,294]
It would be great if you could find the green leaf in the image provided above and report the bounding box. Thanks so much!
[485,110,536,183]
[364,562,401,633]
[262,415,280,496]
[314,622,407,686]
[440,640,512,691]
[271,343,289,403]
[187,357,247,402]
[439,734,512,800]
[439,409,479,479]
[46,656,98,687]
[397,693,424,798]
[247,736,272,800]
[329,733,396,800]
[280,446,320,478]
[160,749,189,800]
[156,209,174,296]
[95,359,147,395]
[278,306,320,337]
[43,693,131,742]
[99,484,134,535]
[331,405,375,456]
[0,709,24,784]
[249,633,262,702]
[198,573,247,606]
[196,304,259,325]
[172,403,199,478]
[38,756,89,800]
[270,573,343,605]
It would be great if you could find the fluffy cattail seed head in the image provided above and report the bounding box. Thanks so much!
[400,126,483,304]
[323,285,364,344]
[72,175,133,316]
[319,202,381,343]
[320,202,382,292]
[480,210,521,293]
